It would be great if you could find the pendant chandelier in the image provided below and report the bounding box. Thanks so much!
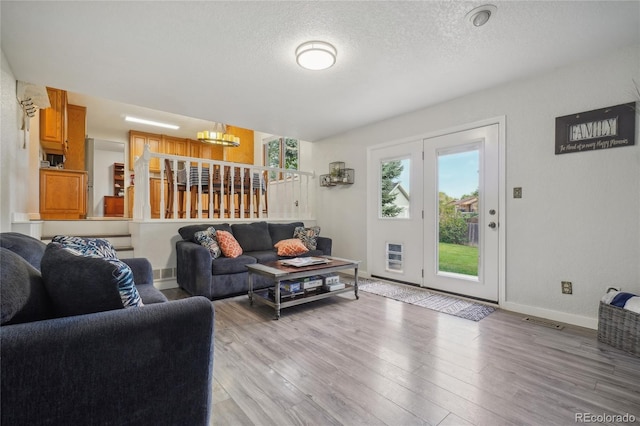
[197,123,240,147]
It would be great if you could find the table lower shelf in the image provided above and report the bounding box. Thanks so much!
[251,284,356,311]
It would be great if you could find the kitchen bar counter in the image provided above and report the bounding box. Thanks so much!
[39,168,87,219]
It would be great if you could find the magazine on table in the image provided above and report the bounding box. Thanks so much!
[280,257,331,267]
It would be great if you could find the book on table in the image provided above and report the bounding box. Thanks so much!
[280,257,331,267]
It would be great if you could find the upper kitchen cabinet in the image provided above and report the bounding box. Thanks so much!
[224,125,254,164]
[40,87,67,155]
[65,104,86,171]
[129,130,161,172]
[191,138,223,161]
[163,136,189,157]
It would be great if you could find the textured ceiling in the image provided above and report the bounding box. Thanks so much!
[2,1,639,142]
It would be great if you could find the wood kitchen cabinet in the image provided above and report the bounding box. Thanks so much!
[189,139,223,162]
[39,169,87,219]
[40,87,67,155]
[104,196,124,217]
[150,177,167,219]
[129,130,161,172]
[225,125,254,164]
[113,162,125,196]
[65,104,86,171]
[126,179,166,219]
[163,136,189,156]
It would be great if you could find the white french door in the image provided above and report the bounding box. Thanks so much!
[424,124,499,301]
[368,140,424,285]
[368,123,501,302]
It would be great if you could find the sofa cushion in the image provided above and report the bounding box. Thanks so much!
[231,221,272,252]
[41,243,143,317]
[136,283,169,304]
[216,231,243,258]
[294,226,321,250]
[179,223,232,242]
[274,238,309,257]
[247,250,279,264]
[211,254,257,275]
[0,248,52,325]
[194,226,222,259]
[52,235,118,259]
[268,222,304,245]
[0,232,47,271]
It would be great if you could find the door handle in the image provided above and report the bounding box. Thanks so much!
[488,221,497,229]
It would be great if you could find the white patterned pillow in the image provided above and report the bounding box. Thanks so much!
[52,235,118,259]
[294,226,321,250]
[194,226,222,259]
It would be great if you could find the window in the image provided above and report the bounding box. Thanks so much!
[263,137,299,181]
[380,157,410,218]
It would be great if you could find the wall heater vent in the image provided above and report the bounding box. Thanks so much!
[523,317,564,330]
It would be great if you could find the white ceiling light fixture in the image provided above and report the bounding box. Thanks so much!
[124,115,179,130]
[465,4,497,27]
[296,41,337,71]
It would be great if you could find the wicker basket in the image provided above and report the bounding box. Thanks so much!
[597,301,640,357]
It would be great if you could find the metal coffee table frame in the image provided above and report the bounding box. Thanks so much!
[247,256,360,319]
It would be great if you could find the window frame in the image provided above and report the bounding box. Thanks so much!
[263,137,299,181]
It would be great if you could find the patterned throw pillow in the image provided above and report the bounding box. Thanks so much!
[274,238,309,257]
[50,237,143,308]
[106,257,143,307]
[216,230,243,258]
[52,235,118,259]
[194,226,221,259]
[294,226,321,250]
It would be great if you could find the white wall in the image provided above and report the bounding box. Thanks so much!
[312,44,640,328]
[1,50,36,230]
[91,145,126,217]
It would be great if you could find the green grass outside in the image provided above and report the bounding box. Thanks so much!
[438,242,478,276]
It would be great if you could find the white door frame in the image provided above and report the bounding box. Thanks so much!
[367,116,506,305]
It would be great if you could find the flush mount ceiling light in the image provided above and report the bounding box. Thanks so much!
[295,41,337,71]
[465,4,497,27]
[125,115,179,130]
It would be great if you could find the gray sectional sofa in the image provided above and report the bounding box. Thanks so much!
[0,232,215,426]
[176,221,332,300]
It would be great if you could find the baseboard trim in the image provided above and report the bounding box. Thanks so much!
[501,301,598,330]
[153,278,178,290]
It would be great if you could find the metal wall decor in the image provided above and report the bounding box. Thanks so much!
[320,161,354,187]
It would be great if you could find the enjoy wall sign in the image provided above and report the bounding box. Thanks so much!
[555,102,636,155]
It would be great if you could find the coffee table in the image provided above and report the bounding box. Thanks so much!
[246,256,360,319]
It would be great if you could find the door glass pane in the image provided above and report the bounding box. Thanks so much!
[437,148,479,277]
[380,158,410,218]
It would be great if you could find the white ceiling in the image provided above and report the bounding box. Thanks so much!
[2,1,639,142]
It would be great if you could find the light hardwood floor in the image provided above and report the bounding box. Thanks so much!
[163,287,640,426]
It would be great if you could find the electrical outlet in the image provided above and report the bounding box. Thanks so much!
[513,187,522,198]
[561,281,572,294]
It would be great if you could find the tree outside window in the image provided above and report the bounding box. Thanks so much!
[380,160,404,217]
[264,137,299,180]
